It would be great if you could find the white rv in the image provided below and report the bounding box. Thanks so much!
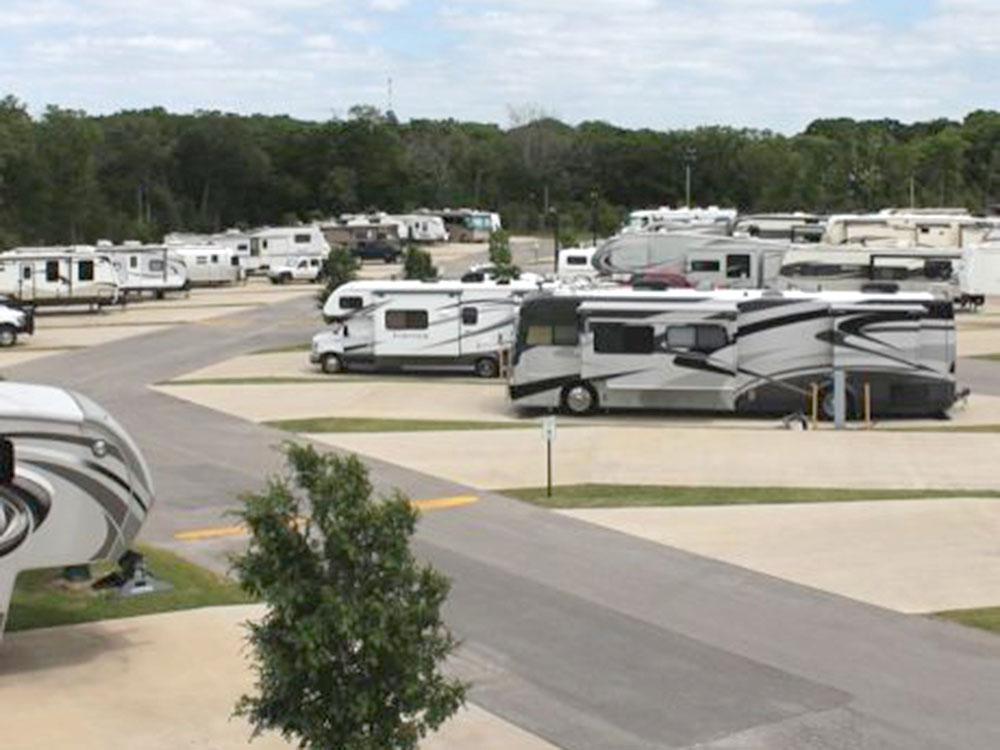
[0,382,154,638]
[267,256,324,284]
[557,246,599,280]
[622,206,737,234]
[732,213,825,242]
[823,211,998,249]
[0,251,120,307]
[247,226,329,273]
[509,288,957,419]
[170,244,242,286]
[393,214,449,243]
[90,242,188,298]
[0,300,34,347]
[313,279,541,377]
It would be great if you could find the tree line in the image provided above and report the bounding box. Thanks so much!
[1,95,998,249]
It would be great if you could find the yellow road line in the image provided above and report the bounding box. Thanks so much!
[174,496,479,541]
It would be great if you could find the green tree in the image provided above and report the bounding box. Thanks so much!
[487,229,520,281]
[233,444,467,750]
[317,246,359,308]
[403,245,438,280]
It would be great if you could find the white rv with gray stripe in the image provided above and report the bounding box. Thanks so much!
[509,289,956,418]
[0,383,154,638]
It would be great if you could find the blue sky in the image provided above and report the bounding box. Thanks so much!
[0,0,996,132]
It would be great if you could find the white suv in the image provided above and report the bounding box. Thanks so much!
[0,299,34,347]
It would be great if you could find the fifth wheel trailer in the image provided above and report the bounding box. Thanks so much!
[0,382,154,638]
[314,279,542,377]
[509,288,956,419]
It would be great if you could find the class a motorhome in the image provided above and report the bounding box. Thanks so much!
[435,209,494,243]
[313,279,541,378]
[0,382,154,638]
[0,251,120,307]
[321,215,403,250]
[247,226,330,273]
[591,231,787,287]
[508,288,957,419]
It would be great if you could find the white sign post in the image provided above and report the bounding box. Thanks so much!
[542,415,557,497]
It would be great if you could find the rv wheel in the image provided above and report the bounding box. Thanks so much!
[561,382,597,416]
[474,357,499,379]
[321,354,343,374]
[0,325,16,347]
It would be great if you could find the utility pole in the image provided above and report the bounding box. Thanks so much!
[684,146,697,208]
[590,188,598,246]
[549,207,560,273]
[909,175,916,209]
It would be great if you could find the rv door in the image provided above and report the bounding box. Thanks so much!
[17,262,35,301]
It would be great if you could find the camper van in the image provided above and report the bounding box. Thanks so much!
[592,232,787,287]
[247,226,329,273]
[0,299,33,347]
[0,382,154,638]
[313,279,541,377]
[0,251,120,307]
[170,244,242,286]
[508,288,956,419]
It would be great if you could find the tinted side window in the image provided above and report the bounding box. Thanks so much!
[294,233,311,244]
[339,296,363,310]
[385,310,429,330]
[665,324,728,353]
[566,255,587,266]
[78,260,94,281]
[461,307,478,325]
[593,323,654,354]
[726,254,751,279]
[46,260,59,282]
[690,259,720,272]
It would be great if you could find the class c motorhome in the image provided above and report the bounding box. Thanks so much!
[509,288,956,419]
[0,382,154,639]
[314,279,541,378]
[0,251,120,307]
[247,226,329,273]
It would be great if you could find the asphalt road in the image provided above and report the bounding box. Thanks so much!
[6,284,1000,749]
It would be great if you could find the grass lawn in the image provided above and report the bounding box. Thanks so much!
[6,545,251,632]
[502,483,1000,509]
[268,416,530,433]
[936,607,1000,635]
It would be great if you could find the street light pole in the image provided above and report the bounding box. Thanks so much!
[684,146,697,208]
[590,189,598,247]
[549,207,560,273]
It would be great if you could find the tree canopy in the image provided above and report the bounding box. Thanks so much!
[1,96,998,248]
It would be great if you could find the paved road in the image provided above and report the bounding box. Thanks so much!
[6,291,1000,749]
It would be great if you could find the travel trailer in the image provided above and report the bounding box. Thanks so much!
[591,231,787,287]
[170,244,243,286]
[0,251,120,307]
[732,213,825,242]
[92,242,188,298]
[393,214,448,243]
[0,382,154,638]
[622,206,737,234]
[508,288,956,419]
[0,300,34,347]
[247,226,329,273]
[322,215,403,249]
[823,211,998,249]
[314,279,542,377]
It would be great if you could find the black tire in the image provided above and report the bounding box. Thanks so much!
[560,382,598,416]
[321,353,343,375]
[474,357,499,379]
[0,324,17,348]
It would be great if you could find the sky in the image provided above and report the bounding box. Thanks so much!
[0,0,997,133]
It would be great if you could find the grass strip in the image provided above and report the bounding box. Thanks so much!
[267,416,527,433]
[6,545,251,632]
[501,483,1000,509]
[935,607,1000,635]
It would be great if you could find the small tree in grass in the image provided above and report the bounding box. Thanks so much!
[233,444,467,750]
[317,246,359,309]
[403,245,438,281]
[487,229,520,282]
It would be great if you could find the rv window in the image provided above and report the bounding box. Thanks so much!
[130,256,138,269]
[211,254,219,264]
[262,240,269,249]
[526,325,553,345]
[78,260,94,281]
[593,323,654,354]
[339,296,363,310]
[726,254,751,279]
[238,243,248,251]
[461,307,478,326]
[250,239,261,257]
[294,233,311,244]
[231,256,240,266]
[666,324,728,353]
[46,260,59,282]
[22,266,31,280]
[924,260,952,280]
[150,259,165,272]
[385,310,429,330]
[689,260,721,273]
[311,259,320,267]
[553,325,579,345]
[566,255,587,266]
[197,257,207,265]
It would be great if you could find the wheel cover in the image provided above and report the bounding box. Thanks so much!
[0,329,13,345]
[566,385,593,413]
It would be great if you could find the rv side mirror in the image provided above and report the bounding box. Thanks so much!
[0,438,14,485]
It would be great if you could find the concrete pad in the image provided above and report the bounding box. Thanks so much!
[0,605,555,750]
[31,323,170,349]
[958,326,1000,357]
[0,347,78,368]
[305,426,1000,491]
[39,304,260,328]
[558,499,1000,613]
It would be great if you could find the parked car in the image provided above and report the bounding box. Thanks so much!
[0,297,34,346]
[267,256,325,284]
[351,241,402,264]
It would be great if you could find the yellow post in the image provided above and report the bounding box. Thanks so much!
[864,382,872,429]
[810,382,819,429]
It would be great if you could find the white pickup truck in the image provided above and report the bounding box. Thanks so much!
[0,298,34,347]
[267,256,325,284]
